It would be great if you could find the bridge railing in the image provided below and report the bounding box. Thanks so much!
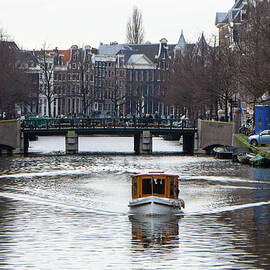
[21,117,196,130]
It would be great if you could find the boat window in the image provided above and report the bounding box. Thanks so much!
[142,178,152,195]
[133,178,137,197]
[153,178,165,195]
[170,179,174,197]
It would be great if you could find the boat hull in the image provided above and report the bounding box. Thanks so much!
[128,196,184,216]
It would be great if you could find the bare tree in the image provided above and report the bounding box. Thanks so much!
[77,48,94,117]
[167,34,238,122]
[126,7,144,44]
[35,44,54,117]
[235,0,270,114]
[0,36,31,118]
[167,39,211,120]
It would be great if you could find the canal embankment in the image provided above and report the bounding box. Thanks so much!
[234,134,270,167]
[234,134,270,159]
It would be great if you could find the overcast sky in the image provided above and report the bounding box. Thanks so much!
[0,0,234,50]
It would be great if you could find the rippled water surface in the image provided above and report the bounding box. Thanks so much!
[0,136,270,269]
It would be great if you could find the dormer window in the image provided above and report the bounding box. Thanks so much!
[59,56,63,65]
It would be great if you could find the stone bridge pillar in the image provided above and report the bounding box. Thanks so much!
[183,133,195,154]
[65,131,78,154]
[134,133,140,154]
[0,119,23,155]
[134,131,152,154]
[22,134,29,155]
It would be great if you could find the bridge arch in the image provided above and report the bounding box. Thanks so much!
[0,144,14,154]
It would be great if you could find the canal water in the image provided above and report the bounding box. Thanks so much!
[0,136,270,269]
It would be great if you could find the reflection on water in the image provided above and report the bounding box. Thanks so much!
[0,137,270,269]
[129,215,180,250]
[29,135,182,154]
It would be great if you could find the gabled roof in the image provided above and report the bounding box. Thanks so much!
[175,30,187,52]
[216,0,249,27]
[177,30,186,47]
[215,12,228,25]
[233,0,243,9]
[128,44,160,62]
[127,54,154,66]
[116,49,138,64]
[43,49,71,64]
[0,40,19,51]
[56,50,71,64]
[17,50,38,64]
[98,43,131,55]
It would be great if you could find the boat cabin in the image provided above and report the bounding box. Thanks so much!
[131,172,179,200]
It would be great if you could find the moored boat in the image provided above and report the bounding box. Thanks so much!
[213,146,235,159]
[249,154,270,167]
[237,152,255,164]
[128,172,185,216]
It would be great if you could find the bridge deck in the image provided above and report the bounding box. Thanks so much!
[22,118,197,136]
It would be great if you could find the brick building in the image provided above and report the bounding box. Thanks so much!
[26,31,193,118]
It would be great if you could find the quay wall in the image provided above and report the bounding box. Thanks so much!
[0,119,22,153]
[197,119,234,149]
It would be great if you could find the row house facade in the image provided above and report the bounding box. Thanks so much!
[0,41,40,118]
[93,54,126,117]
[215,0,249,49]
[28,32,187,118]
[215,0,270,123]
[97,37,177,117]
[215,0,250,122]
[32,45,94,117]
[53,45,94,117]
[215,0,269,49]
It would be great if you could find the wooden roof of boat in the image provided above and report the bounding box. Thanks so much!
[131,171,179,178]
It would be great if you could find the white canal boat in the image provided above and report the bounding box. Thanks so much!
[128,172,185,216]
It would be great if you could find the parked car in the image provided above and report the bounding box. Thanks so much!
[248,129,270,146]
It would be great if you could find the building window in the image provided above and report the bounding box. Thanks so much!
[72,99,75,114]
[132,179,137,197]
[68,99,71,113]
[58,99,61,115]
[135,71,138,82]
[76,98,80,113]
[140,70,143,81]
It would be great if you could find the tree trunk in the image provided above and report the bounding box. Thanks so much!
[224,98,229,122]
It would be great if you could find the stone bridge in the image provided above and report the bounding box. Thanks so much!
[0,118,235,155]
[21,117,197,155]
